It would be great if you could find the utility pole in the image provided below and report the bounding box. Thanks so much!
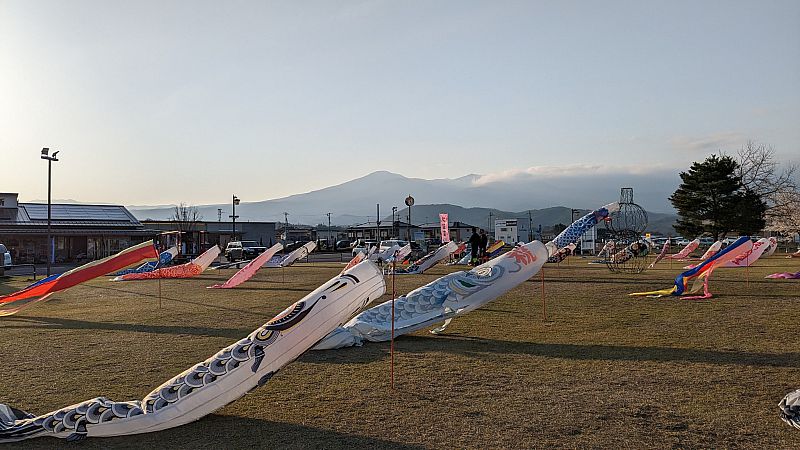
[217,208,222,222]
[375,204,382,243]
[41,148,59,276]
[229,195,240,241]
[405,195,414,242]
[528,210,533,242]
[391,206,397,238]
[326,212,332,249]
[488,211,494,234]
[283,212,289,244]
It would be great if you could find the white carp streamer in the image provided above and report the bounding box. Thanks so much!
[314,241,548,350]
[391,241,459,274]
[264,242,317,268]
[0,261,385,442]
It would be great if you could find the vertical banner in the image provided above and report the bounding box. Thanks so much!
[439,213,450,242]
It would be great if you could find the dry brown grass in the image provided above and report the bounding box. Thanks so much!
[1,255,799,448]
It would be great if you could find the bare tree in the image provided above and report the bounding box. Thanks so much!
[766,190,800,236]
[171,203,203,233]
[734,141,797,215]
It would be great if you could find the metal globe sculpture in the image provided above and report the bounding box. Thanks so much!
[604,188,650,274]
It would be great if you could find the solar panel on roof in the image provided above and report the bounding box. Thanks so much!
[24,204,134,222]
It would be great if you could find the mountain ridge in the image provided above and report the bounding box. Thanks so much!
[129,170,678,233]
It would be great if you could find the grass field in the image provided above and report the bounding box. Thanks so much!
[2,254,799,448]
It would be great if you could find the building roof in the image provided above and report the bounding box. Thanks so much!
[0,203,143,229]
[347,221,419,230]
[419,221,477,230]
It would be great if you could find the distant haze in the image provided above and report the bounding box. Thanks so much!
[130,170,679,230]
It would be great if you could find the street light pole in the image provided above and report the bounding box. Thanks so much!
[376,204,381,242]
[41,148,59,276]
[229,195,240,241]
[326,212,332,249]
[392,206,397,238]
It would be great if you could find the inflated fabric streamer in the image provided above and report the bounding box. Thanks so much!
[263,242,316,268]
[630,236,752,299]
[314,241,548,349]
[0,241,159,316]
[112,247,178,276]
[666,239,700,260]
[648,239,670,268]
[545,202,619,257]
[112,246,220,281]
[207,244,283,289]
[391,241,459,275]
[0,260,385,442]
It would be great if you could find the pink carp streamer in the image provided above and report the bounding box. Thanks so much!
[763,237,778,257]
[113,246,220,281]
[766,271,800,279]
[648,239,670,268]
[666,238,699,260]
[722,238,769,268]
[630,236,753,300]
[207,244,283,289]
[698,240,722,260]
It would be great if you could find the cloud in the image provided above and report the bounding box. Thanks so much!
[670,132,748,153]
[472,163,673,185]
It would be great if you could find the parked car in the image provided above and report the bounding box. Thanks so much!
[699,237,716,245]
[0,243,11,268]
[335,240,352,251]
[224,240,267,261]
[379,239,407,253]
[674,238,691,246]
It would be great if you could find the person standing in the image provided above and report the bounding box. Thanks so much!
[479,229,488,261]
[468,227,481,265]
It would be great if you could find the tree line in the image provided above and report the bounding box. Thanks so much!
[671,142,799,240]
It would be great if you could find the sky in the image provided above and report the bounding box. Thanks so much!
[1,0,799,207]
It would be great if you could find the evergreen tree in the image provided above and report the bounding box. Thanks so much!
[670,154,766,240]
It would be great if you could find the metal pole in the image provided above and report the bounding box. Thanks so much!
[528,211,533,242]
[41,149,59,276]
[391,254,396,389]
[47,158,52,277]
[376,204,381,243]
[232,195,236,241]
[327,212,332,249]
[407,208,411,241]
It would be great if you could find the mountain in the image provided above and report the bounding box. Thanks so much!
[388,204,676,235]
[129,170,678,232]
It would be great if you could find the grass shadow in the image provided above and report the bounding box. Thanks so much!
[1,316,250,339]
[83,284,257,315]
[3,415,424,450]
[306,334,800,369]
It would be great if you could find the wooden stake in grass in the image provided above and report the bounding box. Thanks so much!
[540,268,547,322]
[745,253,750,289]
